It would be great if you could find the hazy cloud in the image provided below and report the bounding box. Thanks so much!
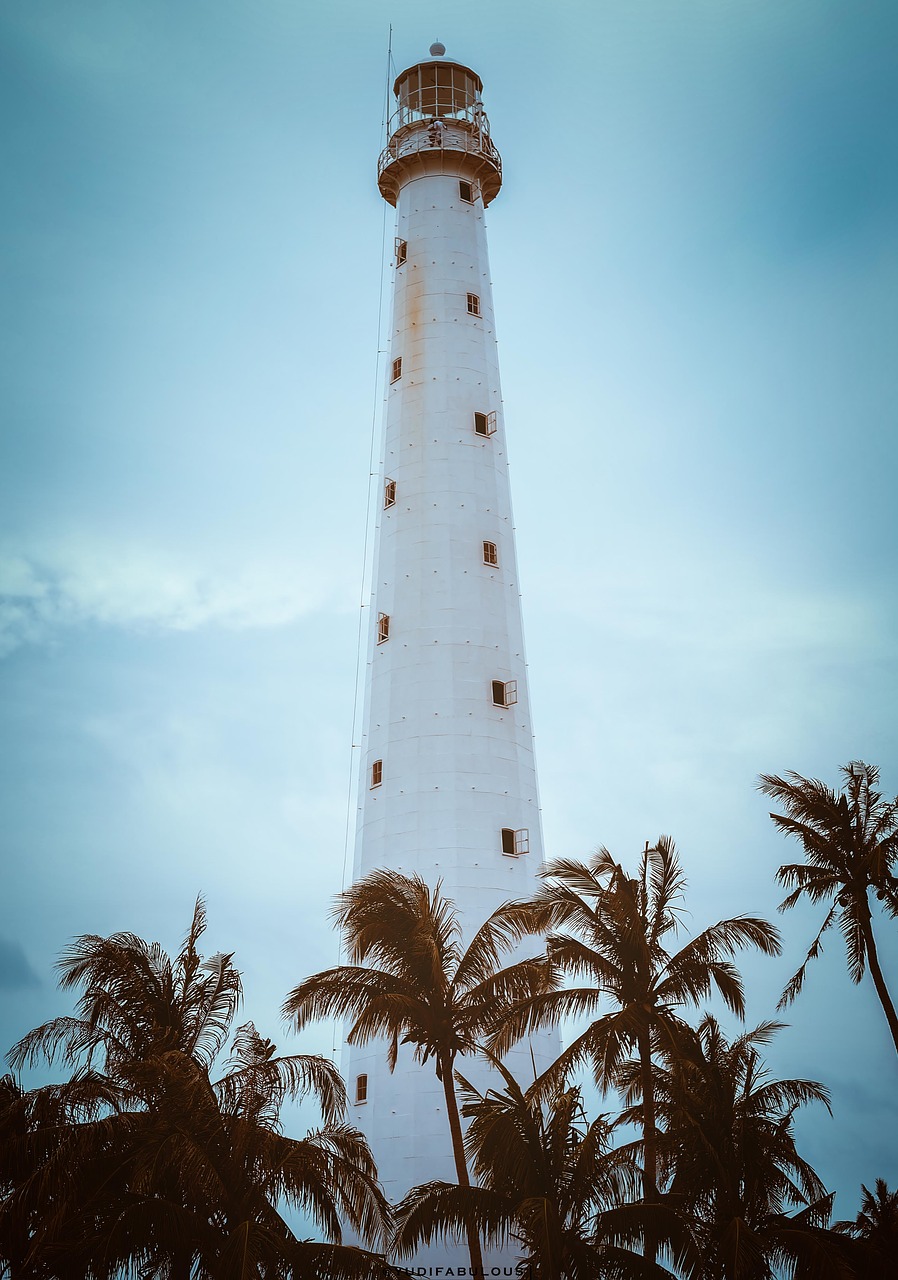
[537,558,889,661]
[0,939,41,990]
[0,540,330,657]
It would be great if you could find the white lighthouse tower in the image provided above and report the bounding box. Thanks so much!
[347,44,558,1262]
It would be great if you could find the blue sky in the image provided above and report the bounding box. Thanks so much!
[2,0,897,1220]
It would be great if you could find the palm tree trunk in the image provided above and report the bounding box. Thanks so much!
[638,1025,659,1265]
[859,908,898,1055]
[438,1051,485,1278]
[540,1196,562,1280]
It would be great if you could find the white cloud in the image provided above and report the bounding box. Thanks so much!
[0,539,334,656]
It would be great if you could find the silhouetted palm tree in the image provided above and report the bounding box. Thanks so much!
[393,1057,695,1280]
[641,1015,843,1280]
[834,1179,898,1280]
[759,762,898,1055]
[282,870,553,1279]
[2,899,396,1279]
[490,839,781,1260]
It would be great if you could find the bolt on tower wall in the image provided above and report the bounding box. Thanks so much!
[347,48,559,1244]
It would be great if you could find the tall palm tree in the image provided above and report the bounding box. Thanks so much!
[2,900,397,1280]
[834,1179,898,1280]
[282,870,554,1279]
[641,1015,843,1280]
[490,839,781,1258]
[758,762,898,1054]
[393,1057,694,1280]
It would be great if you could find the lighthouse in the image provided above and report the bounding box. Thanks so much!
[347,44,559,1259]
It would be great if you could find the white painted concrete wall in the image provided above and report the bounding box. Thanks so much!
[346,144,559,1270]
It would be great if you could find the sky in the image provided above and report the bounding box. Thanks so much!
[2,0,897,1225]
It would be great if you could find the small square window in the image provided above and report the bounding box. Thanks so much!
[391,357,402,383]
[482,540,498,566]
[355,1073,368,1103]
[466,293,481,316]
[459,180,475,203]
[377,613,390,644]
[492,679,517,708]
[395,238,407,265]
[370,761,382,788]
[384,479,396,509]
[501,827,529,857]
[473,411,497,437]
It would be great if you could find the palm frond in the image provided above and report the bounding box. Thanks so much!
[451,901,547,992]
[459,956,556,1043]
[777,903,838,1009]
[488,986,605,1058]
[288,1241,404,1280]
[332,871,462,987]
[838,903,868,985]
[392,1181,514,1255]
[216,1024,347,1126]
[185,949,242,1070]
[283,966,419,1031]
[6,1017,122,1073]
[645,835,688,945]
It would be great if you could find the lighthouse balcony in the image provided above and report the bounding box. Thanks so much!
[377,118,502,206]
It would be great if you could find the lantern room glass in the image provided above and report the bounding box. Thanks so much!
[392,62,482,130]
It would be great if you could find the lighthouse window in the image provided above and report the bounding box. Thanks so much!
[501,827,530,857]
[395,238,407,265]
[492,679,517,708]
[355,1073,369,1103]
[377,613,390,643]
[466,293,481,316]
[482,540,498,566]
[391,357,402,382]
[370,761,383,788]
[384,478,397,508]
[458,180,475,203]
[473,411,497,437]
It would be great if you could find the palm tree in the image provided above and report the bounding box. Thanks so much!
[490,838,781,1259]
[282,870,554,1279]
[393,1057,695,1280]
[834,1179,898,1280]
[758,762,898,1054]
[2,899,397,1280]
[642,1015,843,1280]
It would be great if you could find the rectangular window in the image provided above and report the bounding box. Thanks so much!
[501,827,529,857]
[482,540,498,566]
[377,613,390,644]
[395,238,407,265]
[473,410,497,437]
[466,293,481,316]
[384,478,397,509]
[391,357,402,383]
[355,1073,368,1103]
[492,679,518,708]
[459,180,475,203]
[370,760,383,788]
